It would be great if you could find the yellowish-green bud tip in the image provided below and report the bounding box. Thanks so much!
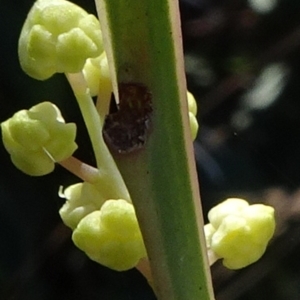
[187,91,197,115]
[187,91,199,140]
[205,198,276,269]
[83,52,112,97]
[18,0,103,80]
[1,102,77,176]
[59,182,106,230]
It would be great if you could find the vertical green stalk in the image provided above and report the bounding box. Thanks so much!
[95,0,214,299]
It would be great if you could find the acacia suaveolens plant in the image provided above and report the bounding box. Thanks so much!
[1,0,276,299]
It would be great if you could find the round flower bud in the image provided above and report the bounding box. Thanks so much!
[1,102,77,176]
[205,198,275,269]
[59,182,106,230]
[18,0,103,80]
[72,199,146,271]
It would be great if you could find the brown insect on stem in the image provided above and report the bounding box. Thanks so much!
[103,83,153,154]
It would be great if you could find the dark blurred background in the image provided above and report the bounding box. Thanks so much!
[1,0,300,299]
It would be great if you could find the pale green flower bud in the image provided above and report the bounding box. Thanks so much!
[205,198,275,269]
[208,198,249,229]
[1,102,77,176]
[59,182,106,230]
[189,112,199,140]
[204,223,215,249]
[83,52,111,97]
[19,0,103,80]
[187,91,199,140]
[187,91,197,116]
[72,199,147,271]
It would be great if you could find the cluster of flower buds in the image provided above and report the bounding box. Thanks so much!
[3,0,149,272]
[59,182,146,271]
[204,198,276,269]
[1,0,275,274]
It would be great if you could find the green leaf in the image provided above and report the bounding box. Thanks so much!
[95,0,214,299]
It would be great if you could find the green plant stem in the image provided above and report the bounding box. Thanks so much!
[58,156,100,183]
[95,0,214,299]
[65,72,130,201]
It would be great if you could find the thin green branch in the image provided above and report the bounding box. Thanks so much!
[58,156,100,183]
[65,72,130,201]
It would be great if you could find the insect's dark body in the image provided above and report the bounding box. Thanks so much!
[103,83,152,154]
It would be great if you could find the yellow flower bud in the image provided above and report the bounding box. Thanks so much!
[18,0,103,80]
[187,91,199,140]
[205,198,275,269]
[189,112,199,140]
[187,91,197,116]
[1,102,77,176]
[72,199,146,271]
[83,52,112,97]
[59,182,106,230]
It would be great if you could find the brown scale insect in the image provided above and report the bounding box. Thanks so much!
[103,83,153,154]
